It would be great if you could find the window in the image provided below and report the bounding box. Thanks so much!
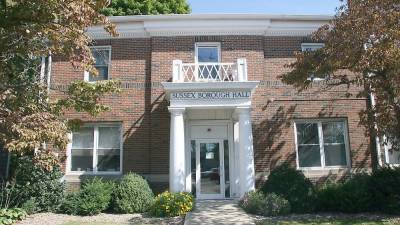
[195,42,221,79]
[385,141,400,165]
[301,43,324,52]
[69,124,122,174]
[85,46,111,82]
[295,119,350,169]
[301,43,326,81]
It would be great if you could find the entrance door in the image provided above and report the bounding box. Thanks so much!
[196,139,225,199]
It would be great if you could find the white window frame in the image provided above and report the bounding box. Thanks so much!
[301,43,326,82]
[84,46,112,82]
[384,139,400,166]
[194,42,221,81]
[301,43,325,52]
[195,42,221,63]
[67,122,123,175]
[294,118,351,170]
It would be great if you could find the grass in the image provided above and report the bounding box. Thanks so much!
[258,218,400,225]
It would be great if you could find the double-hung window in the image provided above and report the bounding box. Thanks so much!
[301,43,326,81]
[385,141,400,165]
[85,46,111,82]
[195,42,221,80]
[295,119,350,169]
[69,123,122,174]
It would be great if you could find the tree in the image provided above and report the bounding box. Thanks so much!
[100,0,191,16]
[281,0,400,165]
[0,0,120,170]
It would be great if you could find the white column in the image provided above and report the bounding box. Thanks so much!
[236,58,248,81]
[236,107,255,196]
[169,107,186,192]
[172,60,183,82]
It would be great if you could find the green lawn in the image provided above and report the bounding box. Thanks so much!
[258,219,400,225]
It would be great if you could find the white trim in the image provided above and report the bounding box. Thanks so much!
[186,119,235,199]
[66,122,123,175]
[84,46,112,82]
[87,14,331,39]
[195,138,225,199]
[384,139,400,166]
[194,42,222,82]
[301,43,326,82]
[195,42,221,63]
[294,118,351,171]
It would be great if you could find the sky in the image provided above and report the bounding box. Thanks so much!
[187,0,342,15]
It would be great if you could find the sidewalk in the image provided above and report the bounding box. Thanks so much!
[184,200,255,225]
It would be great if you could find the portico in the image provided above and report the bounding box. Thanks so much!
[162,58,259,199]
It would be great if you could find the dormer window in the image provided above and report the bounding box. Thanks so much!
[84,46,111,82]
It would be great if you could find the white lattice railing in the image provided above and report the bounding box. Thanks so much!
[172,58,248,82]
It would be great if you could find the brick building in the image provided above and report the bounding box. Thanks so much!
[29,14,398,198]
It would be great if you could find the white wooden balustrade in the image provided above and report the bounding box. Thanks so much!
[172,58,248,82]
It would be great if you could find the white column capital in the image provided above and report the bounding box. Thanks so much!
[235,106,251,115]
[168,107,185,115]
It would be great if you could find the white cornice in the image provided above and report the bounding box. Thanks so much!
[88,14,332,39]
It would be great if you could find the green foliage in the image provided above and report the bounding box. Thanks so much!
[261,164,315,213]
[101,0,191,16]
[0,0,119,169]
[316,169,400,214]
[112,173,154,213]
[150,191,194,217]
[10,156,65,212]
[61,178,114,216]
[20,198,39,215]
[238,191,265,215]
[281,0,400,154]
[263,193,291,216]
[316,174,371,213]
[0,208,27,225]
[239,191,291,217]
[369,167,400,214]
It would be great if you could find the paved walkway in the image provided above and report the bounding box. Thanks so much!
[184,200,255,225]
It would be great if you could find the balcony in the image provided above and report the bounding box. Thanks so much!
[172,58,248,82]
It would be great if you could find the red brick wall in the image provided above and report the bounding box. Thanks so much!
[50,35,372,185]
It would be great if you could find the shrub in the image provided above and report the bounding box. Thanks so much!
[20,198,39,215]
[61,177,114,216]
[261,164,314,213]
[10,156,65,212]
[315,183,342,212]
[369,167,400,214]
[337,174,371,213]
[316,174,371,213]
[239,191,290,216]
[238,191,265,215]
[112,173,154,213]
[150,191,194,217]
[0,208,27,225]
[263,193,291,216]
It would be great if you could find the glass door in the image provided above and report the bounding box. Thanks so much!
[196,139,225,199]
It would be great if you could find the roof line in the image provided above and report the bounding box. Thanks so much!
[108,13,333,23]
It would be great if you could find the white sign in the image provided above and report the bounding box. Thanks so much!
[171,91,251,100]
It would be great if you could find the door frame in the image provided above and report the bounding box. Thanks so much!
[185,119,236,199]
[195,138,225,199]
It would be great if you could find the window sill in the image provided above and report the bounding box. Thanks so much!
[298,166,350,171]
[66,171,122,176]
[298,167,353,178]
